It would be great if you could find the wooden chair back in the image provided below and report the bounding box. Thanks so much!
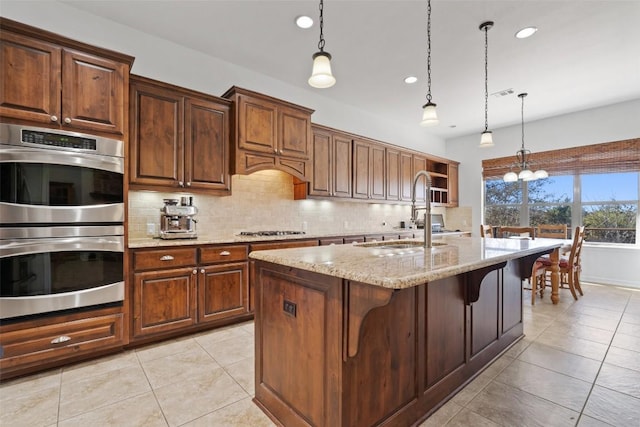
[566,226,586,271]
[480,224,494,238]
[536,224,568,239]
[498,226,535,239]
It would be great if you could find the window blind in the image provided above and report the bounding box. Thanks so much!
[482,138,640,180]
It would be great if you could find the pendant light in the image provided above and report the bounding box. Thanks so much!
[503,93,548,182]
[420,0,439,126]
[479,21,494,147]
[308,0,336,88]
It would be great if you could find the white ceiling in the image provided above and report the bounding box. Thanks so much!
[61,0,640,139]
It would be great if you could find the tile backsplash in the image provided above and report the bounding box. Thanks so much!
[128,170,470,239]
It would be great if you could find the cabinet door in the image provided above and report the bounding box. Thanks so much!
[370,144,386,200]
[133,267,197,338]
[400,152,413,201]
[198,262,249,323]
[0,31,61,125]
[413,154,428,203]
[278,105,311,159]
[61,49,126,135]
[238,94,278,154]
[447,163,459,207]
[333,134,353,198]
[129,81,184,187]
[353,140,370,199]
[309,128,332,196]
[185,97,230,193]
[386,148,401,201]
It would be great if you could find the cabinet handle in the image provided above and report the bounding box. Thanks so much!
[50,115,58,122]
[220,251,231,256]
[51,335,71,344]
[200,269,205,274]
[64,117,72,124]
[178,181,184,187]
[193,269,197,274]
[160,255,174,261]
[273,148,278,153]
[186,182,191,187]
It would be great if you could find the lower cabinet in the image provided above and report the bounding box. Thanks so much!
[131,245,249,341]
[0,307,125,380]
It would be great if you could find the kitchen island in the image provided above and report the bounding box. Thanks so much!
[250,236,563,427]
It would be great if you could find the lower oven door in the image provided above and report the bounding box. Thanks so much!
[0,234,124,320]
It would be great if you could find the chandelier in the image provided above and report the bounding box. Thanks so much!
[308,0,336,88]
[503,93,548,182]
[420,0,439,126]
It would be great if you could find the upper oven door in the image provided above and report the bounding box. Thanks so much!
[0,125,124,224]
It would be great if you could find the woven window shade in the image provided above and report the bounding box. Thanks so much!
[482,138,640,180]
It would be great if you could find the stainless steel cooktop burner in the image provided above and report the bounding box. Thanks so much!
[239,231,306,236]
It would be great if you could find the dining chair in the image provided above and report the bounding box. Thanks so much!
[532,226,585,303]
[480,224,494,238]
[498,226,535,239]
[536,224,568,239]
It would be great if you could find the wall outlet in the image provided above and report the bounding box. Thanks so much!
[146,223,156,236]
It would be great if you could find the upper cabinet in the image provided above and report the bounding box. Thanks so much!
[307,124,352,198]
[0,18,133,136]
[223,87,314,181]
[129,75,231,194]
[353,138,385,200]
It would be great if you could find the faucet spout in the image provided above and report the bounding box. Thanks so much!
[411,170,432,249]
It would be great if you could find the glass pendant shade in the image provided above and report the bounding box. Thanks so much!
[519,169,534,181]
[308,52,336,88]
[503,171,518,182]
[534,169,549,179]
[420,102,439,126]
[479,130,494,148]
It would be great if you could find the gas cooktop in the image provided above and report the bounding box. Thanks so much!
[239,231,306,236]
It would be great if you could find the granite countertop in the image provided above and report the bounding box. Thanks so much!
[249,237,564,289]
[128,229,469,248]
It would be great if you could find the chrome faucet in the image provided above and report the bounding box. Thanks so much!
[411,170,432,249]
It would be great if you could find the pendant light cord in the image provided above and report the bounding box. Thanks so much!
[521,93,526,151]
[484,25,489,132]
[426,0,433,102]
[318,0,325,52]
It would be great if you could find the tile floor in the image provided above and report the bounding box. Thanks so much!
[1,282,639,427]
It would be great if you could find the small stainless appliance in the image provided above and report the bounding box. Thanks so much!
[160,198,198,239]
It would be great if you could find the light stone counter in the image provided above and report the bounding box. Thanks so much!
[249,237,563,289]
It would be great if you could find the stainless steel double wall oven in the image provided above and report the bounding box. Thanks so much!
[0,123,124,320]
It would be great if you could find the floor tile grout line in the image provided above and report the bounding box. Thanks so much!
[573,292,633,426]
[135,349,171,427]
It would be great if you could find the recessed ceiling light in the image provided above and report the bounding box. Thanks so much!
[515,26,538,39]
[295,15,313,29]
[404,76,418,84]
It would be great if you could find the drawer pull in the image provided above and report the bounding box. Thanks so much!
[160,255,174,261]
[51,335,71,344]
[220,251,231,256]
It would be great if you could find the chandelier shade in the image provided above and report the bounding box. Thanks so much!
[502,93,548,182]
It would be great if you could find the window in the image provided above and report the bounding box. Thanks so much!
[484,172,638,244]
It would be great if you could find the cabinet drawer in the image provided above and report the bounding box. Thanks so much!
[0,314,124,369]
[133,247,197,271]
[200,245,248,264]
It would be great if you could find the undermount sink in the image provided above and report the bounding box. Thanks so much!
[356,240,447,249]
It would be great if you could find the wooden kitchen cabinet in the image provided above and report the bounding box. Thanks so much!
[0,307,125,380]
[353,139,386,200]
[129,75,231,194]
[0,18,132,136]
[307,124,352,198]
[448,162,459,207]
[386,148,401,201]
[130,245,249,341]
[223,86,314,181]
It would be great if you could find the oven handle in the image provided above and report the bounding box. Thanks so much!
[0,146,123,174]
[0,235,124,258]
